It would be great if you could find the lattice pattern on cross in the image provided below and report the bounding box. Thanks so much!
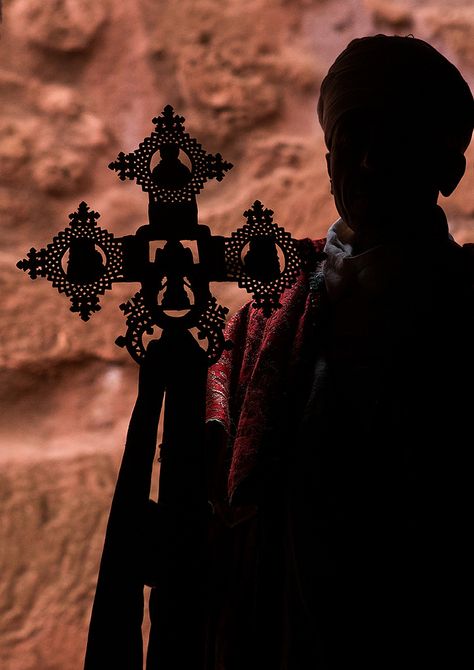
[17,105,307,364]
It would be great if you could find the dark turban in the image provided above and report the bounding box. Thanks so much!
[317,34,474,152]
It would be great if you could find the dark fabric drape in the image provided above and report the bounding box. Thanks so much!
[206,234,473,668]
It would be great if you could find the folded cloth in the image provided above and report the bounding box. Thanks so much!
[317,34,474,152]
[206,238,326,504]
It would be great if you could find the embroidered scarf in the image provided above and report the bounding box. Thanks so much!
[206,238,327,503]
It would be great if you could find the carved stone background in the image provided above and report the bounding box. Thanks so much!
[1,1,473,668]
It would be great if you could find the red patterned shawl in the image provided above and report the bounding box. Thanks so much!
[206,238,326,503]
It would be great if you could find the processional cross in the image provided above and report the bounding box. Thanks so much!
[18,106,303,669]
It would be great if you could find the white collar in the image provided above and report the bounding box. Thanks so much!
[323,219,393,300]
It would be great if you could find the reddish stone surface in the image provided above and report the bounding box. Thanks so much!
[0,1,472,668]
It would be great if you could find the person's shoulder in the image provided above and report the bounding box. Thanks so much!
[460,242,474,301]
[231,236,326,314]
[296,237,327,269]
[461,242,474,271]
[440,241,474,340]
[448,240,474,291]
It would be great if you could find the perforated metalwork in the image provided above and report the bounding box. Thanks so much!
[224,200,302,316]
[115,290,155,363]
[17,201,124,321]
[108,105,233,204]
[196,297,232,365]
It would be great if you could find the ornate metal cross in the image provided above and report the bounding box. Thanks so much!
[18,105,302,365]
[17,105,303,670]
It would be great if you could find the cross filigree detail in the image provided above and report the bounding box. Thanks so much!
[17,201,124,321]
[224,200,302,316]
[108,105,233,204]
[18,108,303,363]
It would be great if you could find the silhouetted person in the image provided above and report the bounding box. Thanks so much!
[206,35,473,669]
[148,144,198,233]
[152,144,191,188]
[67,239,105,282]
[243,237,281,282]
[155,240,194,310]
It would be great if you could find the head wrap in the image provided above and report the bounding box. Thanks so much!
[317,34,474,152]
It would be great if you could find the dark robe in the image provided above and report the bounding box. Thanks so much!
[205,212,473,669]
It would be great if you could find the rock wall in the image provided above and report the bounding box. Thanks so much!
[0,1,473,668]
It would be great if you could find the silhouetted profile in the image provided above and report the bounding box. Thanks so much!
[206,34,473,669]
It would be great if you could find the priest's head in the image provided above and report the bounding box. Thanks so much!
[317,34,474,250]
